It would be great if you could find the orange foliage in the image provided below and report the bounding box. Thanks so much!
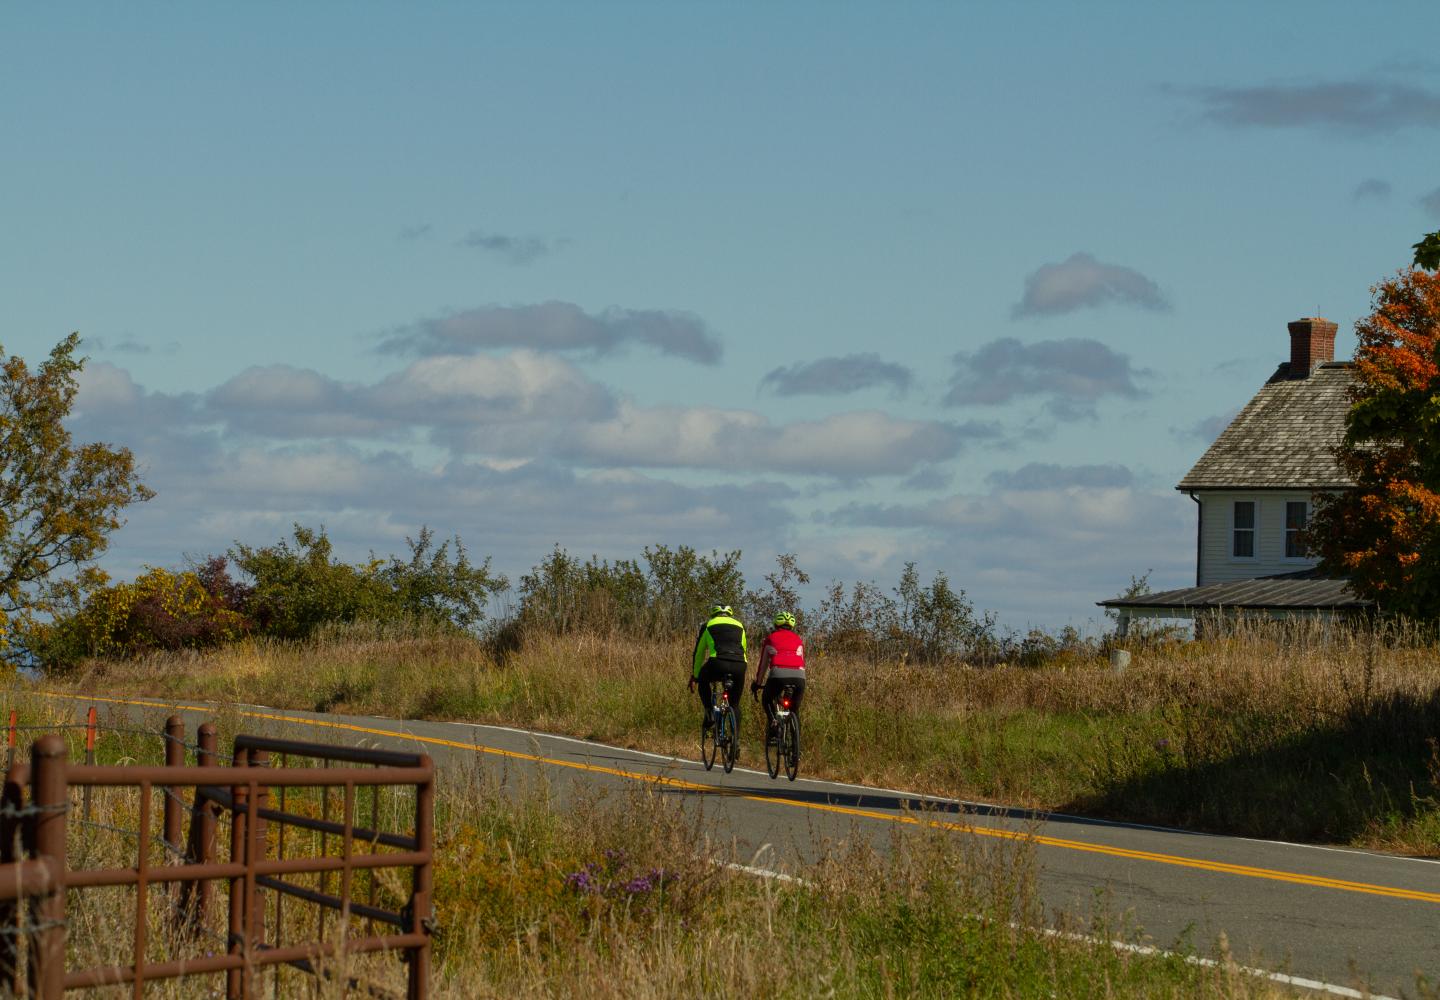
[1310,268,1440,615]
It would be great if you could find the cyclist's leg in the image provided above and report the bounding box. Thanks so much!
[697,663,717,727]
[761,678,782,739]
[722,661,745,732]
[789,677,807,715]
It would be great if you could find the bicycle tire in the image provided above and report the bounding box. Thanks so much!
[765,716,781,779]
[784,712,800,782]
[722,705,739,773]
[700,711,717,771]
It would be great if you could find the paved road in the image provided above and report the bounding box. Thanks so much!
[48,691,1440,997]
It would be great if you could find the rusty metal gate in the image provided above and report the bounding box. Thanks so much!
[0,715,435,998]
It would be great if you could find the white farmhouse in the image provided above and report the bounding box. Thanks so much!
[1100,317,1373,633]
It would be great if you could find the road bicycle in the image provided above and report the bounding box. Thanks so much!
[700,676,739,774]
[764,684,800,782]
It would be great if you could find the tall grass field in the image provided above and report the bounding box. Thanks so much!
[48,618,1440,853]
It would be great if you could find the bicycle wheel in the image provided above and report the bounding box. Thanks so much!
[783,712,800,782]
[722,705,739,774]
[700,711,717,771]
[764,715,781,780]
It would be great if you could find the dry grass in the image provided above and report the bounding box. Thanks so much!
[0,691,1404,998]
[54,617,1440,851]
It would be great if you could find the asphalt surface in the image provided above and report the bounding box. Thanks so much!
[50,692,1440,997]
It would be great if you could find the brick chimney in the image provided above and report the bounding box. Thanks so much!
[1287,317,1337,378]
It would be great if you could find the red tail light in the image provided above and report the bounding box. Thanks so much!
[780,697,792,710]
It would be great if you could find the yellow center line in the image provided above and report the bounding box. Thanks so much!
[35,689,1440,906]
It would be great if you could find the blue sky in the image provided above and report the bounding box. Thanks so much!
[3,3,1437,630]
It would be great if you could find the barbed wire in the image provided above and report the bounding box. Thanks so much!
[0,917,67,938]
[3,723,209,757]
[0,801,68,821]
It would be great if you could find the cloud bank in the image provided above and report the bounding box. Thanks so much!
[381,302,724,365]
[759,353,913,397]
[1185,80,1440,135]
[945,337,1147,419]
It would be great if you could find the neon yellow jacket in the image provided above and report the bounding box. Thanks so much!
[691,614,747,679]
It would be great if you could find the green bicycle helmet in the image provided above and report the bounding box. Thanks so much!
[710,604,734,618]
[773,611,796,628]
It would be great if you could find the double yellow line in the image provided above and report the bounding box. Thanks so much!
[36,689,1440,906]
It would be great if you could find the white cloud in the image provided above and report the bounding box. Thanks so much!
[826,467,1193,626]
[564,404,971,477]
[946,337,1148,419]
[380,301,724,365]
[759,353,913,396]
[1013,252,1169,318]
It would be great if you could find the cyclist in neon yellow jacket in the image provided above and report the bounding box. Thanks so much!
[689,604,748,734]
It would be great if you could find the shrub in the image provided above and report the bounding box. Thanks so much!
[34,565,249,666]
[231,525,506,641]
[229,525,399,641]
[516,543,743,637]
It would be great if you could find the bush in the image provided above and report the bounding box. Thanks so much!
[33,564,249,666]
[232,525,506,641]
[515,543,743,637]
[230,526,399,641]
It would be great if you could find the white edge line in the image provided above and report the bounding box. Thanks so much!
[722,862,1397,1000]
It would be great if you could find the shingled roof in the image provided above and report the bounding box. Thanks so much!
[1177,361,1355,491]
[1098,568,1371,612]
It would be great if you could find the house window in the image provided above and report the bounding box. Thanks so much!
[1232,501,1255,558]
[1285,501,1308,558]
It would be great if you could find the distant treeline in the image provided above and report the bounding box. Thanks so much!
[28,524,1097,670]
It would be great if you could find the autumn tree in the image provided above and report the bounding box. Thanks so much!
[1309,268,1440,616]
[1414,230,1440,271]
[0,334,154,646]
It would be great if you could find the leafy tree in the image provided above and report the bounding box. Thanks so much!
[894,562,996,662]
[1414,230,1440,271]
[813,578,898,652]
[642,544,744,633]
[2,334,153,649]
[742,553,810,630]
[378,527,507,632]
[516,546,647,635]
[1309,268,1440,616]
[229,525,399,640]
[516,543,744,636]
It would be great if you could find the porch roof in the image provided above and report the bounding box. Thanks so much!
[1097,569,1372,613]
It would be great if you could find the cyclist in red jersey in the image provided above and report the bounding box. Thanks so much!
[750,611,806,744]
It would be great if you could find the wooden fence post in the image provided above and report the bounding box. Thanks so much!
[0,761,30,993]
[408,759,435,1000]
[246,749,269,972]
[83,708,97,825]
[30,735,67,1000]
[163,716,185,856]
[226,747,250,1000]
[180,722,219,930]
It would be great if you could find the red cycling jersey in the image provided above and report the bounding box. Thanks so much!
[754,628,805,685]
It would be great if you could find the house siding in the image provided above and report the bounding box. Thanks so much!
[1196,491,1320,585]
